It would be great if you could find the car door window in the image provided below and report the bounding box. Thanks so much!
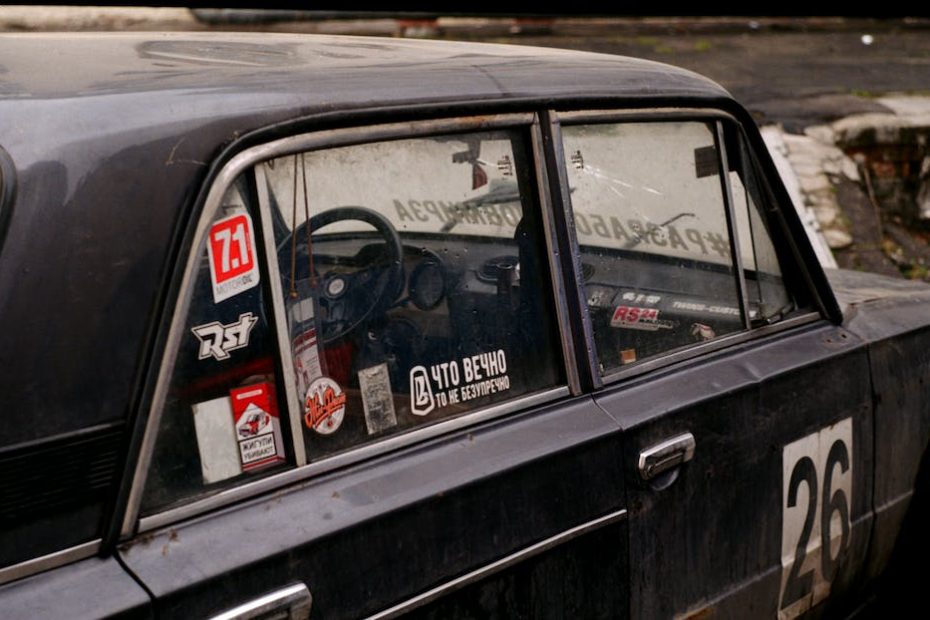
[562,121,744,375]
[138,125,566,515]
[260,129,564,463]
[562,119,800,378]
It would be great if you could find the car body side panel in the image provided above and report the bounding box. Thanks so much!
[406,518,629,619]
[119,397,627,618]
[596,321,872,618]
[0,556,151,620]
[827,268,930,584]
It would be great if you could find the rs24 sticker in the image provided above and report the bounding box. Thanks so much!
[779,418,852,620]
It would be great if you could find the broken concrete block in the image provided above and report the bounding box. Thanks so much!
[823,229,854,249]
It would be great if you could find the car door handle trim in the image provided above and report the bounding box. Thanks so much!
[366,508,627,620]
[638,432,696,480]
[208,582,312,620]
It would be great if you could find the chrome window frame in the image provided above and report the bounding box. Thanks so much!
[0,541,100,587]
[122,113,577,538]
[551,108,823,387]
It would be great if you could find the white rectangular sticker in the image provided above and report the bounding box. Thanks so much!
[192,396,242,484]
[207,211,260,304]
[359,363,397,435]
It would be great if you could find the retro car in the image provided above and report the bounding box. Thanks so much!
[0,31,927,619]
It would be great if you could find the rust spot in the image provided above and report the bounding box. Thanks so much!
[161,544,170,557]
[121,531,156,552]
[331,490,341,499]
[168,530,179,542]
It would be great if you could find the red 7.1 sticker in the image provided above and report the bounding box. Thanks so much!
[207,212,260,303]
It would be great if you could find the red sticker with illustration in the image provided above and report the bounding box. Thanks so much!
[207,212,260,303]
[230,382,285,471]
[305,376,347,435]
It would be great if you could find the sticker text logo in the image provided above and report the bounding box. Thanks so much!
[192,312,258,361]
[207,212,260,303]
[305,377,346,435]
[410,350,510,415]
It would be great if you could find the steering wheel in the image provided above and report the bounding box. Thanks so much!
[278,206,405,344]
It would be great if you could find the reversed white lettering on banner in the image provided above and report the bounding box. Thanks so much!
[671,300,741,316]
[409,349,510,416]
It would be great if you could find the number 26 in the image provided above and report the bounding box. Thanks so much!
[779,419,852,618]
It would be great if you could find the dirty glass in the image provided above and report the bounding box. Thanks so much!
[728,131,794,324]
[261,129,563,462]
[142,178,291,515]
[562,121,743,375]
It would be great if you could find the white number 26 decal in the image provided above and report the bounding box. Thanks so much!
[778,418,852,620]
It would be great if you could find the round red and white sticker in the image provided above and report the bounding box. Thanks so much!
[304,377,346,435]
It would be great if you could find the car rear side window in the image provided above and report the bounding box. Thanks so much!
[141,178,289,515]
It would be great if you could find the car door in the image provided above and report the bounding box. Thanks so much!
[553,111,874,618]
[115,115,631,618]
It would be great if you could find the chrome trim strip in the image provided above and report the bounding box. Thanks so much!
[138,386,569,533]
[235,115,535,170]
[600,312,823,386]
[366,508,628,620]
[254,164,307,466]
[122,113,545,537]
[531,114,581,396]
[0,541,100,587]
[120,160,246,538]
[209,582,312,620]
[557,108,738,124]
[715,120,752,330]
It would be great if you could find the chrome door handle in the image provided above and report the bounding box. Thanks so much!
[208,582,313,620]
[638,432,696,480]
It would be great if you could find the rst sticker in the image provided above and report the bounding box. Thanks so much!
[410,349,510,416]
[191,312,258,361]
[207,212,260,303]
[779,418,852,620]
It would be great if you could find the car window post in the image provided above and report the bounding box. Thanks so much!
[538,110,601,392]
[254,164,308,466]
[530,113,583,396]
